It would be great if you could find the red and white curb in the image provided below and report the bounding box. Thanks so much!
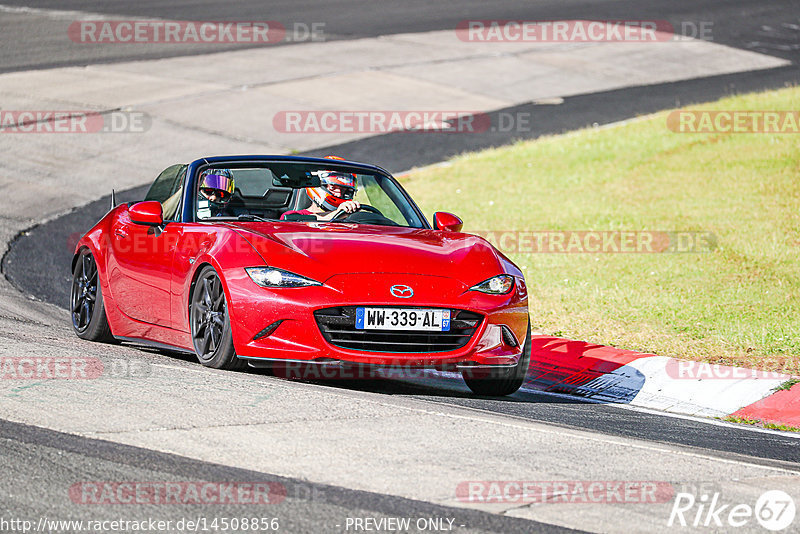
[731,386,800,427]
[523,335,799,426]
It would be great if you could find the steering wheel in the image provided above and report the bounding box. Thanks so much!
[331,204,382,220]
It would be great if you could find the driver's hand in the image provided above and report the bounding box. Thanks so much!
[339,200,360,213]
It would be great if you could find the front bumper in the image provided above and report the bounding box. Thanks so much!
[226,272,528,368]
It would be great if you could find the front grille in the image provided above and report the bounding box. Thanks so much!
[314,307,483,353]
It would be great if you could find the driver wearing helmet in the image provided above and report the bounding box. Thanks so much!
[306,169,360,220]
[281,157,360,221]
[197,168,235,218]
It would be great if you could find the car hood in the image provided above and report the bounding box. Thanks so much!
[224,221,519,286]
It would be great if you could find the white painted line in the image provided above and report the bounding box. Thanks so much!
[367,368,800,438]
[0,3,127,20]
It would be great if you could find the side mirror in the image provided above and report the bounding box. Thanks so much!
[433,212,463,232]
[129,201,164,226]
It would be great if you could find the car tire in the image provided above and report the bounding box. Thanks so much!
[70,250,115,342]
[462,320,531,396]
[190,266,247,371]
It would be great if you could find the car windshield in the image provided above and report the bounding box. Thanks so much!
[194,163,427,228]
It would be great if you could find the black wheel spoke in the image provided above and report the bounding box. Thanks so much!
[72,295,83,313]
[201,329,211,354]
[212,279,221,303]
[202,278,213,307]
[79,302,88,327]
[209,323,219,348]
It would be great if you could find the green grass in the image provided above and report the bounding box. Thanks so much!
[723,415,800,433]
[775,379,800,391]
[401,86,800,374]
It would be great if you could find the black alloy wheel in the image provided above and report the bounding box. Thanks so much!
[190,266,246,370]
[70,251,114,342]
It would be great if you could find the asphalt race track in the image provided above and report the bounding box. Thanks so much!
[0,0,798,72]
[2,1,800,533]
[8,62,800,309]
[2,419,571,534]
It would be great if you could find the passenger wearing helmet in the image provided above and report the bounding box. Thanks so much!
[281,157,360,221]
[197,168,235,218]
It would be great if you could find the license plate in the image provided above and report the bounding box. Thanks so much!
[355,308,450,331]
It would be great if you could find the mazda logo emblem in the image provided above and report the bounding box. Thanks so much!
[390,285,413,298]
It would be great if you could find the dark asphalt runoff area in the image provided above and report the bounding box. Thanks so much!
[2,1,800,530]
[0,0,798,72]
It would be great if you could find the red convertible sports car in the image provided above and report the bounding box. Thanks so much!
[71,155,530,395]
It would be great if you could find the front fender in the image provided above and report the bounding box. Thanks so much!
[177,227,267,335]
[71,205,129,335]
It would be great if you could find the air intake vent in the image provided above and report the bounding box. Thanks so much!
[501,325,519,347]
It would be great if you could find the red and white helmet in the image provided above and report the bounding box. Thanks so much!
[306,156,358,211]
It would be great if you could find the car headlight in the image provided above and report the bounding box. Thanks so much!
[245,267,321,288]
[470,275,514,295]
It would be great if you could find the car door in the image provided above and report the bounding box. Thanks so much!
[107,164,186,326]
[169,223,222,333]
[108,217,180,325]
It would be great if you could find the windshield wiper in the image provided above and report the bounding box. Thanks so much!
[237,214,269,222]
